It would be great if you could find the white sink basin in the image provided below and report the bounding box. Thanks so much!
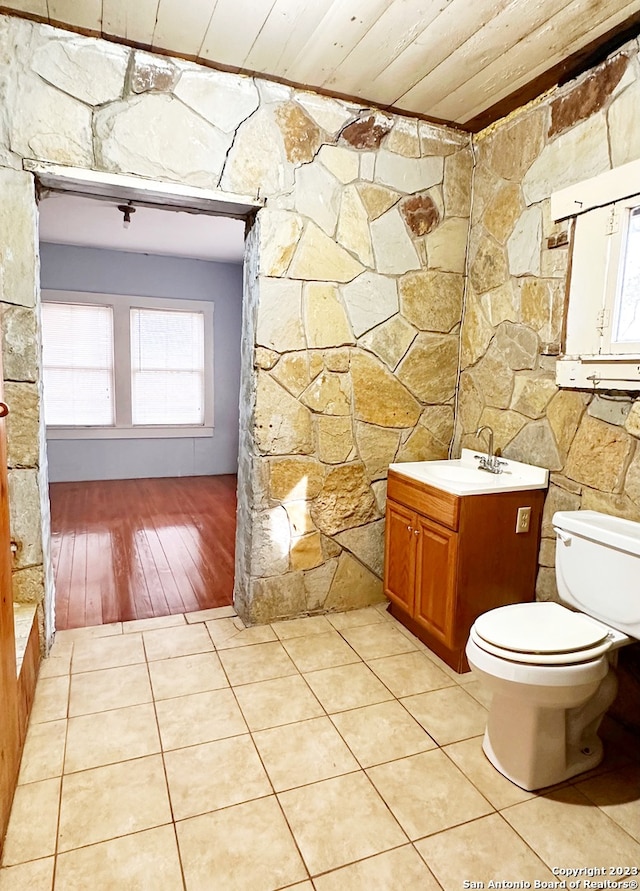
[389,449,549,496]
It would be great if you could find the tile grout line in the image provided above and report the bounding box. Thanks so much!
[6,609,640,884]
[51,637,73,891]
[233,622,421,881]
[142,633,189,891]
[204,619,315,887]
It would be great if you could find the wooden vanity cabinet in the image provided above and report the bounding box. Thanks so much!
[384,469,545,672]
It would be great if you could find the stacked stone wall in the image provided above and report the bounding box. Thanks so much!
[0,16,472,628]
[4,12,640,659]
[457,43,640,730]
[457,42,640,603]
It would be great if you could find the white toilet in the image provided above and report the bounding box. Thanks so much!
[465,509,640,791]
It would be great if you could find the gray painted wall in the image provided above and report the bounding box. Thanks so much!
[40,243,243,482]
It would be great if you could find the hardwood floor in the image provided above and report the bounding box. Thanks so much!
[49,475,237,630]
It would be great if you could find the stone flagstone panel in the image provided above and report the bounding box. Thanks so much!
[370,206,421,275]
[0,169,39,309]
[336,185,373,266]
[303,283,354,348]
[271,352,321,399]
[425,217,469,273]
[316,144,360,184]
[294,163,341,236]
[522,115,610,206]
[335,520,386,579]
[174,68,260,133]
[10,75,94,167]
[300,371,351,416]
[342,272,398,338]
[131,51,178,94]
[324,553,384,611]
[258,210,304,278]
[396,334,459,403]
[355,423,402,481]
[310,463,378,536]
[95,94,230,187]
[358,315,417,371]
[221,104,295,195]
[399,270,463,333]
[256,278,306,353]
[288,223,364,283]
[275,102,322,165]
[32,38,129,106]
[350,352,422,428]
[374,151,444,193]
[254,373,314,457]
[0,306,38,381]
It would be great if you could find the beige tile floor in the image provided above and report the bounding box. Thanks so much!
[1,604,639,890]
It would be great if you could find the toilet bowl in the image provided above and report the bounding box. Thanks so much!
[466,510,639,791]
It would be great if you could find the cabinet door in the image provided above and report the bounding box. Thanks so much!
[414,515,458,648]
[384,500,416,614]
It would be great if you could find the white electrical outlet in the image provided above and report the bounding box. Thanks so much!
[516,507,531,533]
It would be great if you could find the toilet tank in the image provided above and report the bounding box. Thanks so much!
[553,510,640,639]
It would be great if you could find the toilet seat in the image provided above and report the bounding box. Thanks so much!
[471,602,614,666]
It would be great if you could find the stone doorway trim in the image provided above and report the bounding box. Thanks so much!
[26,163,261,641]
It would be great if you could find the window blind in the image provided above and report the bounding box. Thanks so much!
[41,303,114,426]
[130,308,205,425]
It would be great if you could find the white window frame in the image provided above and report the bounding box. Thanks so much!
[43,290,214,439]
[552,159,640,391]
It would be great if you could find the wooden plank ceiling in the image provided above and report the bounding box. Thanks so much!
[2,0,640,129]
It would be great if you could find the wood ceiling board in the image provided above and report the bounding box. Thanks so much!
[396,0,574,116]
[151,0,214,57]
[242,0,334,75]
[1,0,640,128]
[438,0,640,124]
[363,0,512,109]
[198,0,276,68]
[283,0,392,88]
[48,0,101,32]
[323,0,450,99]
[102,0,160,45]
[0,0,46,14]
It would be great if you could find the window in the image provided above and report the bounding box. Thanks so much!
[552,159,640,391]
[42,291,214,438]
[605,203,640,353]
[42,303,115,426]
[131,308,205,425]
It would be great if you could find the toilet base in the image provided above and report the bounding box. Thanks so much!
[480,667,618,791]
[482,728,603,792]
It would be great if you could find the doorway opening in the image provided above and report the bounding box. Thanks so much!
[37,183,251,631]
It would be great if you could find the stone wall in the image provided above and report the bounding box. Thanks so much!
[456,42,640,730]
[5,12,639,651]
[0,162,50,643]
[0,15,472,629]
[240,119,472,622]
[456,40,640,602]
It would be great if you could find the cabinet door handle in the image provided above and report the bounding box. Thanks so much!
[407,525,413,533]
[414,529,420,536]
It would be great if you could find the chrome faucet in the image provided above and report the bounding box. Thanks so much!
[474,425,507,474]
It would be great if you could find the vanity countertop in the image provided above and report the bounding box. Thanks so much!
[389,449,550,496]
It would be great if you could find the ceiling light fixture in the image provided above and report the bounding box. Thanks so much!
[117,203,136,229]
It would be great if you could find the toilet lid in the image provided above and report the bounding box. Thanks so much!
[474,602,610,655]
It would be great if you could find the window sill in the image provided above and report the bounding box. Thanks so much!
[46,426,214,440]
[556,356,640,391]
